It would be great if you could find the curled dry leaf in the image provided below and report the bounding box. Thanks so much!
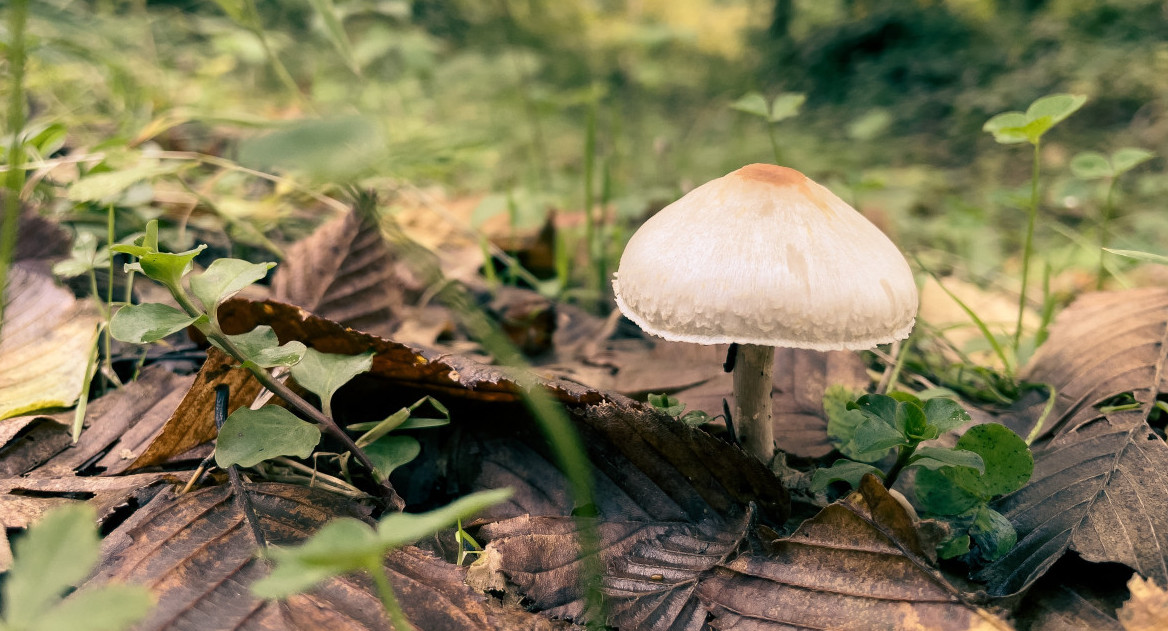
[82,483,564,631]
[124,348,262,471]
[980,288,1168,596]
[0,265,101,419]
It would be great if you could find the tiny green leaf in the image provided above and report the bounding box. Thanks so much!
[216,326,307,368]
[768,93,805,122]
[969,505,1017,562]
[364,435,421,481]
[946,423,1033,499]
[852,416,907,454]
[908,447,985,474]
[914,467,981,516]
[52,232,109,279]
[922,397,972,434]
[679,410,711,427]
[810,460,884,492]
[109,303,204,344]
[938,534,972,560]
[825,386,885,462]
[4,504,101,627]
[1025,93,1086,128]
[850,394,898,425]
[982,111,1029,144]
[189,258,275,314]
[887,391,924,407]
[648,393,686,417]
[1070,151,1113,179]
[730,92,770,119]
[1111,147,1155,175]
[137,245,207,289]
[215,406,321,468]
[896,401,935,441]
[290,348,374,416]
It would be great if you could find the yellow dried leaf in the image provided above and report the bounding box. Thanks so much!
[0,266,101,419]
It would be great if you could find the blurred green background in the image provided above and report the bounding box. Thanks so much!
[8,0,1168,297]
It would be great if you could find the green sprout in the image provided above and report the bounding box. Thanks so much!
[730,91,805,165]
[983,93,1086,358]
[1069,146,1156,288]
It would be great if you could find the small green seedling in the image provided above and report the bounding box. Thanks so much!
[455,518,485,566]
[648,393,711,427]
[1070,147,1156,288]
[915,423,1033,563]
[983,93,1086,358]
[820,389,1033,563]
[252,488,512,630]
[1,504,153,631]
[730,91,805,165]
[816,391,982,490]
[107,220,433,494]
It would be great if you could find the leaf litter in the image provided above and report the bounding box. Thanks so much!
[12,202,1168,629]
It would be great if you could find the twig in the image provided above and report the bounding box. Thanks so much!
[217,385,268,550]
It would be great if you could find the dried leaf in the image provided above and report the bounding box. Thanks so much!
[0,473,175,533]
[980,289,1168,596]
[1119,575,1168,631]
[29,365,192,477]
[126,348,262,472]
[1011,556,1128,631]
[272,208,410,339]
[697,478,1011,631]
[84,483,557,630]
[0,265,101,419]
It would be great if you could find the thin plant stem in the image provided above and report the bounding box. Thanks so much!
[216,385,269,550]
[1014,140,1041,356]
[168,288,404,510]
[767,125,782,165]
[0,0,30,334]
[883,443,917,489]
[367,560,415,631]
[1097,177,1118,290]
[583,93,598,304]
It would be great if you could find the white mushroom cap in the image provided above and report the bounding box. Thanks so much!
[612,164,918,351]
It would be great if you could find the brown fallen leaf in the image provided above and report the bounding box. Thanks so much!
[0,414,71,476]
[272,205,419,340]
[1119,575,1168,631]
[82,482,564,630]
[125,348,261,472]
[0,472,175,531]
[980,288,1168,597]
[475,474,1005,629]
[697,476,1011,631]
[0,264,101,419]
[26,365,192,477]
[1011,556,1128,631]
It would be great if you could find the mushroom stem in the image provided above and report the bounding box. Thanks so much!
[733,344,775,462]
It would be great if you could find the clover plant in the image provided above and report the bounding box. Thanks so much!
[731,91,805,165]
[647,392,711,427]
[818,388,1034,563]
[983,93,1085,357]
[1069,146,1156,288]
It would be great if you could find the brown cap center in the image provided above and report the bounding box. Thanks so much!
[733,163,806,187]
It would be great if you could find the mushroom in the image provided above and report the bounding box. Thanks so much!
[612,163,918,462]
